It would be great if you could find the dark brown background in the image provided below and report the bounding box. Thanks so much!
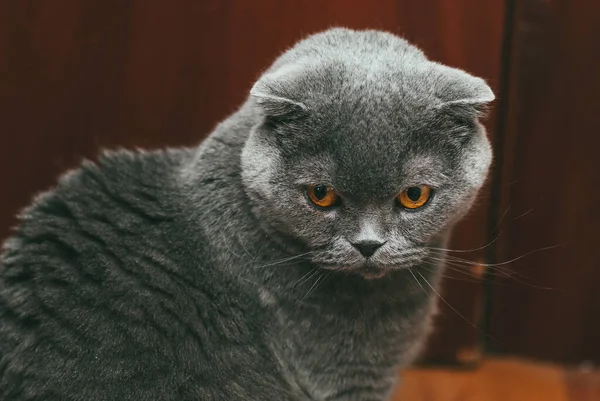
[1,0,598,365]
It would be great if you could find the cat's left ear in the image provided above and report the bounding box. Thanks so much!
[431,63,495,119]
[250,64,309,123]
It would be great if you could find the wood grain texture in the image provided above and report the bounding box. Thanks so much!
[487,0,600,363]
[394,359,600,401]
[0,1,504,364]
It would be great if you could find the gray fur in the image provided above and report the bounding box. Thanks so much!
[0,28,493,400]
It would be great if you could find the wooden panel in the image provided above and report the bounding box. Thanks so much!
[0,0,505,363]
[488,0,600,363]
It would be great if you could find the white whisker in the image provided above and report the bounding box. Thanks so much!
[292,268,321,289]
[413,269,488,335]
[425,230,503,254]
[255,251,315,269]
[303,271,329,299]
[433,244,565,268]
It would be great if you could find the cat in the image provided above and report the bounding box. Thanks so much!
[0,28,493,400]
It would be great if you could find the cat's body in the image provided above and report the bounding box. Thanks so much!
[0,29,493,400]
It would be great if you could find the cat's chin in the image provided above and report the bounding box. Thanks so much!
[359,268,389,280]
[357,262,400,280]
[325,261,394,280]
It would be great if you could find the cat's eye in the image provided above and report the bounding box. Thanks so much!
[397,185,432,209]
[306,184,339,208]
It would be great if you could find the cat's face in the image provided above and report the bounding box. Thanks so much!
[241,29,493,279]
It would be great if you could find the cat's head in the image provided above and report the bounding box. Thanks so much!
[241,28,494,279]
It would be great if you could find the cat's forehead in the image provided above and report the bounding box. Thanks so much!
[299,61,437,124]
[279,90,452,194]
[293,58,442,147]
[288,134,450,199]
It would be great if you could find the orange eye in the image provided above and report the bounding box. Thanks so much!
[307,185,339,208]
[397,185,432,209]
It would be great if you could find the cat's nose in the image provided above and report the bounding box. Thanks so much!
[351,240,385,258]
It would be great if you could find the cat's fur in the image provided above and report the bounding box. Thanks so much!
[0,28,493,400]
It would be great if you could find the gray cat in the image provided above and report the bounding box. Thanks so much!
[0,28,493,400]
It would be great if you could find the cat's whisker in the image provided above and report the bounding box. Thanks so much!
[218,221,248,260]
[254,251,315,269]
[422,259,503,283]
[407,268,428,297]
[424,255,561,291]
[432,243,565,268]
[235,233,257,260]
[386,256,423,270]
[411,270,501,343]
[492,203,512,232]
[222,239,245,260]
[302,271,330,299]
[428,256,523,279]
[237,275,262,287]
[420,264,484,285]
[291,267,321,289]
[512,207,535,221]
[424,229,503,254]
[421,263,547,289]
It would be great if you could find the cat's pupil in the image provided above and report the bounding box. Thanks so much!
[407,187,422,202]
[314,185,328,200]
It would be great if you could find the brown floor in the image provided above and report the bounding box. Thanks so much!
[393,358,600,401]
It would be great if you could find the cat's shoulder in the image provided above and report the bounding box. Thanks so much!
[20,148,187,220]
[57,147,187,197]
[1,148,192,263]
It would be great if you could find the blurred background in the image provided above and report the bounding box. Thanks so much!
[1,0,599,376]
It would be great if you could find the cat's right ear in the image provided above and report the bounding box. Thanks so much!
[250,65,309,123]
[431,63,495,119]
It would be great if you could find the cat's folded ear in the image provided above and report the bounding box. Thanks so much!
[430,63,495,120]
[250,64,309,123]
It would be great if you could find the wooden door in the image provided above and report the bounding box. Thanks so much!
[487,0,600,364]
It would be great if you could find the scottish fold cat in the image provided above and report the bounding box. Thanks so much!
[0,28,493,400]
